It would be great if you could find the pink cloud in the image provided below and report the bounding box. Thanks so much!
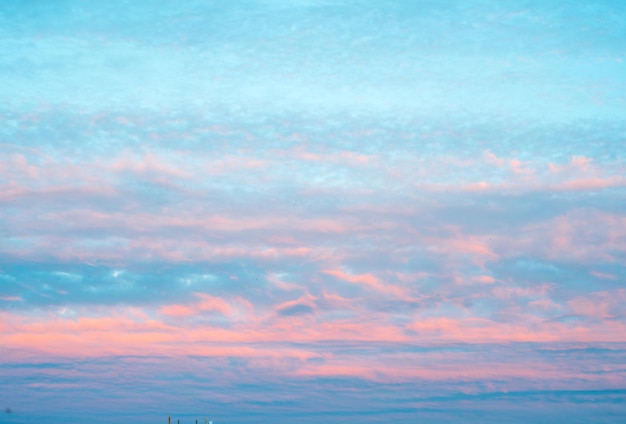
[266,273,306,292]
[3,302,626,364]
[159,304,195,317]
[445,238,497,260]
[0,183,118,204]
[194,293,234,315]
[110,152,192,179]
[31,209,354,236]
[320,290,358,310]
[160,293,237,318]
[407,316,626,343]
[484,150,506,167]
[591,271,618,280]
[471,275,496,284]
[274,292,318,316]
[509,158,533,175]
[551,176,626,191]
[489,210,626,264]
[322,268,407,297]
[483,150,533,175]
[422,230,499,267]
[568,289,626,319]
[549,155,593,174]
[554,212,626,260]
[3,153,40,179]
[285,146,375,166]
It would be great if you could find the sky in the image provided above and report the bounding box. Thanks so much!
[1,0,625,423]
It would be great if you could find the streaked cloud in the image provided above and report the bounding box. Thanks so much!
[1,0,625,423]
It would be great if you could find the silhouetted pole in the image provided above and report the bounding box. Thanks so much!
[168,416,171,424]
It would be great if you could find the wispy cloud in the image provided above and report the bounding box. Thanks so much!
[1,0,625,423]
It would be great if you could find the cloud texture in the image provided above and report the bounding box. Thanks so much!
[1,0,625,423]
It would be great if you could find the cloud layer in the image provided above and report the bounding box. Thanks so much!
[1,0,625,423]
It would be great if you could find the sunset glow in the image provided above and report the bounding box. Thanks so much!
[1,1,626,423]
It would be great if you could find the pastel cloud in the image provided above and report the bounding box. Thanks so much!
[1,0,626,423]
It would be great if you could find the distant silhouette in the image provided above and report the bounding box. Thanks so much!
[5,408,12,414]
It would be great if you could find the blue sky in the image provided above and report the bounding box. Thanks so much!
[1,1,626,423]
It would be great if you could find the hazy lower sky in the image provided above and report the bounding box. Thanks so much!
[1,1,625,423]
